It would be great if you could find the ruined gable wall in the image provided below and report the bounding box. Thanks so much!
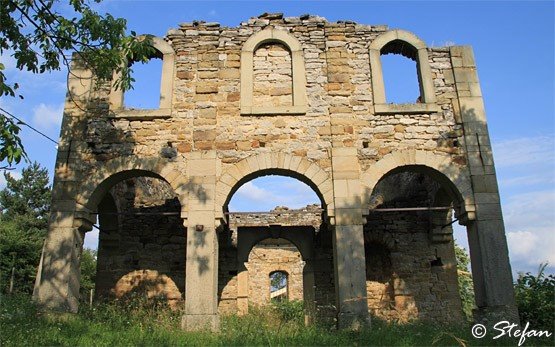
[81,15,464,174]
[69,14,469,323]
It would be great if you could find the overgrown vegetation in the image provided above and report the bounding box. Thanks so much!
[3,294,553,346]
[79,249,97,301]
[0,162,50,294]
[1,0,154,169]
[514,263,555,331]
[455,243,475,320]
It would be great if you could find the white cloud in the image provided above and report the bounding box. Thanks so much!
[230,177,320,212]
[32,103,64,129]
[493,136,555,168]
[502,190,555,274]
[235,181,273,202]
[507,230,540,257]
[83,229,99,250]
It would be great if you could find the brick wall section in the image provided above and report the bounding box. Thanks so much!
[253,43,293,107]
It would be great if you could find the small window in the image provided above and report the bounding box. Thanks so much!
[380,41,420,104]
[124,57,163,109]
[269,271,288,301]
[369,30,438,114]
[109,36,175,115]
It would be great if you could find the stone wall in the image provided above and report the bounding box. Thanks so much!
[363,172,463,323]
[253,43,293,107]
[36,12,518,329]
[95,177,186,306]
[246,239,304,305]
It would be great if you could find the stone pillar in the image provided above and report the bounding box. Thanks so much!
[330,147,369,329]
[33,54,95,312]
[33,207,93,312]
[182,151,220,331]
[450,46,518,323]
[236,264,249,315]
[302,259,316,325]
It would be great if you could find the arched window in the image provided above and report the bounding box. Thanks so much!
[109,36,175,115]
[241,28,307,115]
[369,30,438,114]
[270,270,289,301]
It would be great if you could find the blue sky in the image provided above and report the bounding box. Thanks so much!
[0,1,553,276]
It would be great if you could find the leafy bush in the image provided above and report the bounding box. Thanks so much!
[271,299,304,323]
[514,263,555,331]
[455,244,475,320]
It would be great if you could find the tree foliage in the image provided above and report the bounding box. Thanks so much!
[80,248,97,301]
[0,162,51,293]
[1,0,154,168]
[514,263,554,331]
[454,243,475,320]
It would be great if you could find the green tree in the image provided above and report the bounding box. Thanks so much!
[1,0,154,169]
[455,243,475,320]
[80,248,97,301]
[0,162,51,293]
[514,263,554,331]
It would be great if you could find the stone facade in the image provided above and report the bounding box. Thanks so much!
[34,13,518,331]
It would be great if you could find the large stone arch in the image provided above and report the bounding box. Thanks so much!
[75,156,187,216]
[216,152,334,217]
[361,150,475,218]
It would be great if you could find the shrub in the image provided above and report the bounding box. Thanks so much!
[514,263,555,331]
[271,299,304,324]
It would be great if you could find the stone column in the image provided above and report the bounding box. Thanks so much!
[182,151,220,331]
[236,264,249,315]
[330,147,369,329]
[450,46,518,323]
[33,54,95,312]
[33,205,93,312]
[302,259,316,325]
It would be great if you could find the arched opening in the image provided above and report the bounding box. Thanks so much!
[82,174,185,309]
[380,40,420,103]
[253,42,293,108]
[270,270,289,301]
[247,239,301,305]
[369,30,437,113]
[109,36,175,112]
[217,171,335,322]
[365,167,468,323]
[124,56,163,109]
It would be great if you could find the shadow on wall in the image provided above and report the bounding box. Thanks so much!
[112,269,182,309]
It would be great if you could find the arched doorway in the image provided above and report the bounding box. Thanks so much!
[246,238,302,305]
[83,172,186,308]
[364,167,466,323]
[217,172,335,323]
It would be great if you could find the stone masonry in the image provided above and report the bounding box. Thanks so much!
[34,13,518,331]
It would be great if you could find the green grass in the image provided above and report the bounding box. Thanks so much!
[1,294,552,346]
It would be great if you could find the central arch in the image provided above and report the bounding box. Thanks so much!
[216,153,334,218]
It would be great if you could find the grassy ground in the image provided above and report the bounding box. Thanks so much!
[0,294,552,346]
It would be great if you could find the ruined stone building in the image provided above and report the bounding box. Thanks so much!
[33,13,518,330]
